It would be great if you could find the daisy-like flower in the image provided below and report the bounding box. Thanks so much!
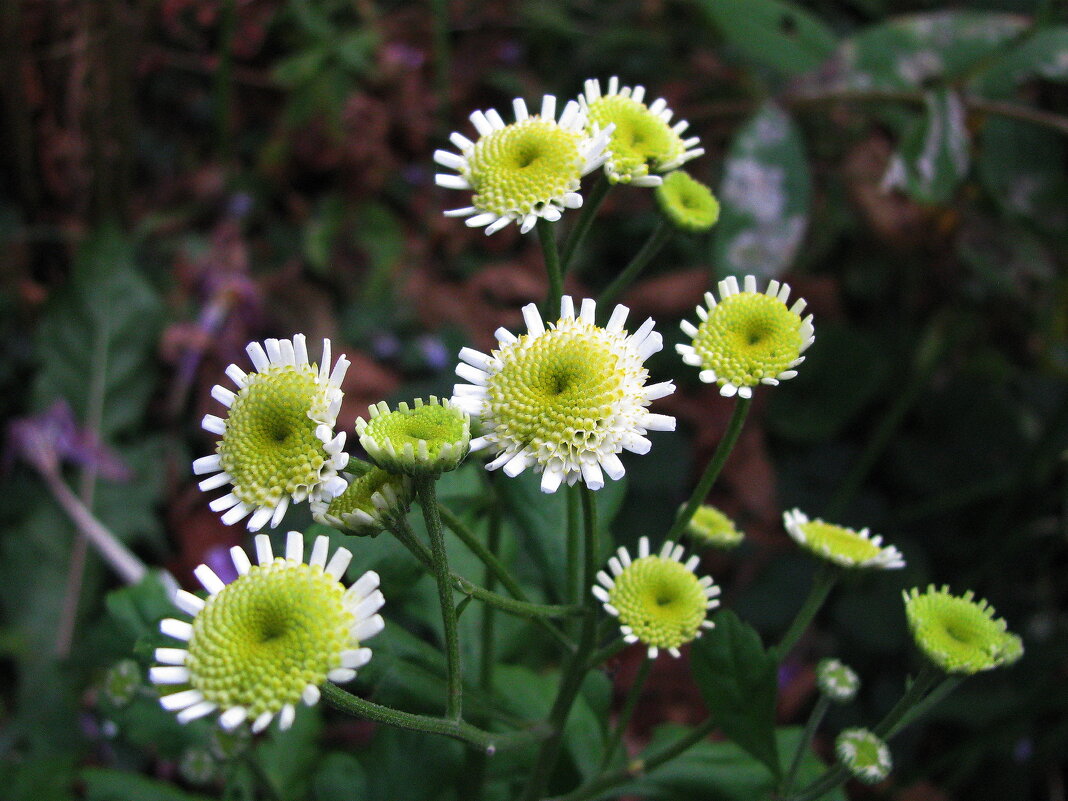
[593,537,720,658]
[311,458,413,536]
[580,76,704,186]
[434,95,612,235]
[784,509,905,570]
[151,531,384,733]
[194,335,350,531]
[903,585,1023,674]
[451,296,675,493]
[817,657,861,703]
[686,504,745,549]
[655,170,720,232]
[836,728,892,784]
[356,396,471,477]
[677,275,815,399]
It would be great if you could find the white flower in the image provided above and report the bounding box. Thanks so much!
[434,95,612,235]
[592,536,720,659]
[580,76,704,186]
[784,509,905,570]
[151,531,384,733]
[193,335,350,531]
[451,296,675,493]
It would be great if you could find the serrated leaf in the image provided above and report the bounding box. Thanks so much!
[714,102,810,280]
[33,228,162,441]
[886,89,970,205]
[810,11,1027,92]
[690,610,780,778]
[696,0,838,77]
[972,27,1068,97]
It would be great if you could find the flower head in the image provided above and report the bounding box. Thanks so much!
[656,170,720,232]
[836,728,892,784]
[194,335,350,531]
[784,509,904,570]
[676,276,814,398]
[451,296,675,493]
[311,458,413,536]
[817,658,861,703]
[903,585,1023,674]
[356,396,470,477]
[686,504,745,549]
[434,95,611,235]
[592,536,720,659]
[151,531,384,733]
[580,77,704,186]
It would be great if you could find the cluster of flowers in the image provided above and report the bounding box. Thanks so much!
[147,82,1022,785]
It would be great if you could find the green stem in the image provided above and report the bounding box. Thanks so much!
[416,477,463,720]
[321,683,546,753]
[598,656,653,771]
[480,502,502,691]
[391,517,579,619]
[781,696,830,796]
[561,175,609,273]
[586,637,627,671]
[774,563,839,660]
[872,662,942,740]
[567,485,580,606]
[246,752,282,801]
[551,718,718,801]
[597,219,672,310]
[539,218,564,316]
[666,397,752,542]
[437,503,527,603]
[519,486,600,801]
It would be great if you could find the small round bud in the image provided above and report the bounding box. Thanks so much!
[103,659,142,708]
[655,171,720,232]
[685,505,744,549]
[816,658,860,703]
[836,728,892,784]
[356,397,471,477]
[312,458,413,537]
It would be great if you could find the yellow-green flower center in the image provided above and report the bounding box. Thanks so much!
[363,404,466,461]
[466,119,584,216]
[327,467,393,520]
[799,521,882,563]
[186,560,353,717]
[587,96,684,182]
[218,366,329,507]
[691,292,803,389]
[904,588,1023,674]
[608,556,708,651]
[656,171,720,232]
[687,505,744,548]
[486,326,628,464]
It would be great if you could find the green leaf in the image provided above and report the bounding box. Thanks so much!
[360,727,463,801]
[313,753,368,800]
[602,725,843,801]
[82,768,214,801]
[978,117,1068,235]
[256,707,323,801]
[33,227,162,441]
[690,610,780,778]
[972,27,1068,97]
[696,0,837,77]
[713,102,810,280]
[812,11,1027,92]
[104,570,177,650]
[887,88,970,205]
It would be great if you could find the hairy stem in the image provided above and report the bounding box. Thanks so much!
[539,218,564,316]
[774,563,839,660]
[561,175,609,273]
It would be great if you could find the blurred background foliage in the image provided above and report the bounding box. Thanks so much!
[0,0,1065,799]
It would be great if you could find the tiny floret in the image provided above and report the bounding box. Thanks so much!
[656,171,720,232]
[311,458,413,536]
[676,276,814,399]
[903,585,1023,674]
[434,94,611,235]
[193,335,350,531]
[580,77,704,186]
[817,658,861,703]
[685,505,745,549]
[783,509,905,570]
[451,296,676,493]
[356,396,470,477]
[592,536,720,659]
[836,728,892,784]
[151,531,384,733]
